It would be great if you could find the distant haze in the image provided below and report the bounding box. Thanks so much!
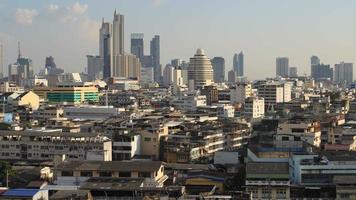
[1,0,356,80]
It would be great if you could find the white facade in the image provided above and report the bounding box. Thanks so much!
[170,95,207,111]
[244,97,265,119]
[230,83,252,104]
[112,134,141,160]
[163,64,174,87]
[257,82,291,108]
[217,104,235,118]
[172,67,186,95]
[63,105,120,120]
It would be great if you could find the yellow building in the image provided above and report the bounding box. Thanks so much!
[8,91,40,110]
[33,83,98,104]
[139,123,168,160]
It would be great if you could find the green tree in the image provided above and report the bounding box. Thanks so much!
[0,161,15,187]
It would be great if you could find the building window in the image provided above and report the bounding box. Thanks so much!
[262,189,271,198]
[144,137,151,142]
[80,171,93,177]
[119,171,131,177]
[99,171,112,177]
[61,171,73,177]
[138,172,151,178]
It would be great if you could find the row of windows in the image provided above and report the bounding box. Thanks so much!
[61,171,151,178]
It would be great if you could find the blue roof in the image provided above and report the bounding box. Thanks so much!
[2,189,39,197]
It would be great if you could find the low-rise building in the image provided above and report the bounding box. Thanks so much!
[0,130,112,161]
[55,160,167,187]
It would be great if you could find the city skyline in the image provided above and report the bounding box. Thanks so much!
[1,1,356,79]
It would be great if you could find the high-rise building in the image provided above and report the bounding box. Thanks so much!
[237,51,244,76]
[228,70,236,83]
[173,66,184,95]
[276,57,289,78]
[150,35,160,83]
[187,48,214,89]
[289,67,298,77]
[233,52,244,77]
[334,62,353,84]
[311,64,333,81]
[311,56,320,66]
[201,85,218,106]
[112,10,124,56]
[87,55,104,81]
[131,33,144,62]
[211,57,225,83]
[99,19,112,79]
[0,44,3,78]
[45,56,56,69]
[163,64,174,87]
[171,59,182,67]
[112,54,141,80]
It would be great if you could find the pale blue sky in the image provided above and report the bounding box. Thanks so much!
[0,0,356,79]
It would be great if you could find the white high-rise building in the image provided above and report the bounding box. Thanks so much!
[256,82,291,109]
[244,97,265,119]
[334,62,353,84]
[230,83,252,104]
[173,66,185,95]
[276,57,289,78]
[187,48,214,89]
[163,64,174,87]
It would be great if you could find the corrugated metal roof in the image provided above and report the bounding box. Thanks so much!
[2,189,39,197]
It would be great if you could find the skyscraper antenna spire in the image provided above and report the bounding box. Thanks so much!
[17,41,21,59]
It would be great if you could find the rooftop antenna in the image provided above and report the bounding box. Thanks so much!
[17,41,21,59]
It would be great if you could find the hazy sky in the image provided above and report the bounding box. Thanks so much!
[1,0,356,79]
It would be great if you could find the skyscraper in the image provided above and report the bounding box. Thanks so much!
[112,10,124,56]
[211,57,225,83]
[233,51,244,77]
[310,56,320,66]
[100,19,112,79]
[131,33,144,62]
[334,62,353,84]
[87,55,103,81]
[311,64,333,81]
[276,57,289,78]
[0,44,3,78]
[187,48,214,89]
[150,35,160,83]
[289,67,298,77]
[237,51,244,76]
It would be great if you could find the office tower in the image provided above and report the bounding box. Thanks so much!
[237,51,244,76]
[87,55,104,81]
[228,70,236,83]
[163,64,174,87]
[142,55,153,68]
[45,56,56,69]
[334,62,353,84]
[211,57,225,83]
[311,56,320,66]
[112,10,124,56]
[8,63,18,83]
[276,57,289,78]
[44,56,64,75]
[131,33,144,62]
[311,64,333,81]
[141,67,154,84]
[289,67,298,77]
[0,44,3,78]
[171,59,182,67]
[112,54,141,80]
[233,51,244,77]
[100,19,112,79]
[150,35,160,83]
[187,48,214,89]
